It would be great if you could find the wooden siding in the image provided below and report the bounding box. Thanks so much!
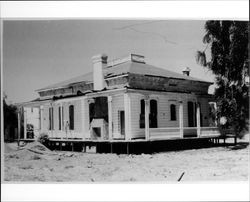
[41,99,84,139]
[200,127,220,137]
[42,103,50,132]
[198,97,210,127]
[112,94,125,138]
[81,98,90,139]
[129,93,145,139]
[128,92,203,139]
[128,73,210,94]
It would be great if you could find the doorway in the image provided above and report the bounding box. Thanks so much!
[150,99,158,128]
[188,101,196,127]
[119,110,125,136]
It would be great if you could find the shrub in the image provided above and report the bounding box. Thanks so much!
[37,132,49,145]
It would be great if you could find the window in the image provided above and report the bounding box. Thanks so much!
[69,105,74,130]
[49,107,54,130]
[150,99,158,128]
[58,106,63,130]
[139,99,145,128]
[170,104,176,121]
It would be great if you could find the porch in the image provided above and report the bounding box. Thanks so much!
[149,127,220,140]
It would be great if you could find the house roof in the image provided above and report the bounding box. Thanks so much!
[37,61,212,92]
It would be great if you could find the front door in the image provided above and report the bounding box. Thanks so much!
[188,101,195,127]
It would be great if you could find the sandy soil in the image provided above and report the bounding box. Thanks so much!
[3,136,249,182]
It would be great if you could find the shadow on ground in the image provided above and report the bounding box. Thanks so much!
[229,142,249,150]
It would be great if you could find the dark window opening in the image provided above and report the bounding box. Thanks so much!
[119,110,125,135]
[49,107,54,130]
[69,105,74,130]
[58,106,61,130]
[150,99,158,128]
[170,104,176,121]
[140,99,145,128]
[188,101,197,127]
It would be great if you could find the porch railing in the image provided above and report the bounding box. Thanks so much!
[149,126,220,140]
[149,127,180,140]
[200,127,220,137]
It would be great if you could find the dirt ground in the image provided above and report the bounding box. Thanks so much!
[3,135,249,182]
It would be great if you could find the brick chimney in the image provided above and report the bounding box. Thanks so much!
[182,67,191,76]
[92,54,108,91]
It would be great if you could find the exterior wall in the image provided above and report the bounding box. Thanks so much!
[128,91,209,139]
[129,93,145,138]
[81,98,90,139]
[35,89,211,141]
[41,98,85,139]
[42,103,51,132]
[111,94,125,139]
[198,97,210,127]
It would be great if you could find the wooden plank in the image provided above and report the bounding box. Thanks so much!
[126,142,130,154]
[110,143,113,153]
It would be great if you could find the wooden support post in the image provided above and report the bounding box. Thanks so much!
[110,143,113,154]
[234,137,237,145]
[148,141,152,154]
[108,96,113,140]
[40,106,44,132]
[126,142,130,155]
[72,143,74,151]
[179,101,184,138]
[145,97,150,141]
[196,103,201,137]
[17,109,21,146]
[223,137,226,146]
[60,142,62,151]
[83,143,86,152]
[23,108,27,140]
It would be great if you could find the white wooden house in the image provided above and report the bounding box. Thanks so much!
[19,54,219,141]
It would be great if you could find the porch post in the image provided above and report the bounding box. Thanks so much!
[17,108,21,146]
[196,102,201,137]
[108,96,113,140]
[40,106,44,131]
[145,96,150,140]
[23,108,27,139]
[124,93,131,140]
[179,101,184,138]
[214,102,218,126]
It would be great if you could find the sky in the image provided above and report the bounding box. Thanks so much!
[3,20,215,104]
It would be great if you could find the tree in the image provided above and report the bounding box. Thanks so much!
[3,93,18,141]
[196,21,249,137]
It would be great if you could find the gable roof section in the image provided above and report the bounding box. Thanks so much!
[37,61,212,92]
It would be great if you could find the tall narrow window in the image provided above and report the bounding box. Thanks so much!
[150,99,158,128]
[49,107,54,130]
[140,99,145,128]
[89,102,95,123]
[69,105,74,130]
[58,106,62,130]
[170,104,176,121]
[62,106,64,129]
